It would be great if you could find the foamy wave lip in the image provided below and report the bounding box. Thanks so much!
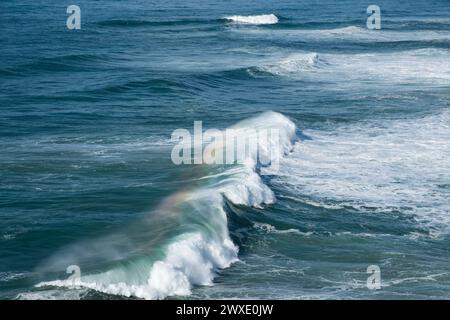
[229,111,297,163]
[225,14,278,25]
[218,166,276,208]
[214,111,297,207]
[235,25,450,43]
[146,232,238,298]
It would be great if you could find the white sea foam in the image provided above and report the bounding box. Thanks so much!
[217,166,276,208]
[273,110,450,233]
[235,25,450,42]
[17,289,88,300]
[253,223,311,236]
[260,52,322,75]
[37,230,239,299]
[259,49,450,85]
[190,111,296,207]
[225,14,279,25]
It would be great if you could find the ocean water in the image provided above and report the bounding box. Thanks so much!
[1,0,450,299]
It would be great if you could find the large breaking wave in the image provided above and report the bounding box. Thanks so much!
[32,111,297,299]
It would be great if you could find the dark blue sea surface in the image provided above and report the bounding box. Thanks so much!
[1,0,450,299]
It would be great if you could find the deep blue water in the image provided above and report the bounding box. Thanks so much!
[1,0,450,299]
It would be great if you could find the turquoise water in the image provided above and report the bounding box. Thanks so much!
[1,0,450,299]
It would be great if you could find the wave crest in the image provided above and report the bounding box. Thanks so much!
[224,14,279,25]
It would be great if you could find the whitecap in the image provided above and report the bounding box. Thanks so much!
[225,14,279,25]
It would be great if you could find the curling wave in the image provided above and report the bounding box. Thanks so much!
[33,111,297,299]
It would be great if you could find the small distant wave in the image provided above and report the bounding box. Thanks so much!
[258,52,322,76]
[3,54,113,75]
[224,14,279,25]
[253,223,312,236]
[98,18,216,28]
[89,78,198,96]
[234,24,450,42]
[0,272,26,282]
[254,48,450,85]
[1,226,29,241]
[326,26,366,34]
[316,25,450,40]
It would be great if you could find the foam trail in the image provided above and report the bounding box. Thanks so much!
[225,14,279,25]
[34,111,297,299]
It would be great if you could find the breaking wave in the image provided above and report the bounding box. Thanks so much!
[224,14,279,25]
[33,111,297,299]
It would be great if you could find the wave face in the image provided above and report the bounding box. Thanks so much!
[35,112,297,299]
[224,14,279,25]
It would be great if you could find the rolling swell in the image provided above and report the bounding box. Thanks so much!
[97,19,218,28]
